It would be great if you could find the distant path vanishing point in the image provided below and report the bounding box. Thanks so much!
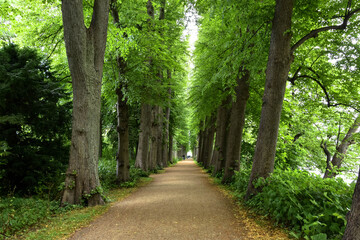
[69,160,247,240]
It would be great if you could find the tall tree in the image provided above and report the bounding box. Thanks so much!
[246,0,360,199]
[222,69,250,183]
[245,0,294,199]
[61,0,110,206]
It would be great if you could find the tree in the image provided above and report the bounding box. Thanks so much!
[0,44,71,195]
[61,0,110,206]
[246,0,360,199]
[245,0,294,199]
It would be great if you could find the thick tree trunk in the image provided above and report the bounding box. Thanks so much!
[135,103,152,171]
[203,116,215,169]
[111,0,130,183]
[156,106,164,168]
[61,0,109,206]
[148,105,160,170]
[197,124,205,165]
[212,98,231,177]
[163,101,171,166]
[116,88,130,182]
[222,70,250,183]
[168,130,174,163]
[245,0,294,200]
[324,116,360,178]
[342,167,360,240]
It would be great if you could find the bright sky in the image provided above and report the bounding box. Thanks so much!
[183,4,199,55]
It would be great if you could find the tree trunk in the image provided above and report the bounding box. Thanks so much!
[163,93,171,166]
[222,70,250,183]
[342,167,360,240]
[203,116,215,169]
[168,130,174,163]
[135,103,152,171]
[110,0,130,183]
[116,87,130,182]
[61,0,109,206]
[245,0,294,200]
[324,115,360,178]
[148,105,161,170]
[212,98,231,177]
[156,106,164,168]
[197,124,205,165]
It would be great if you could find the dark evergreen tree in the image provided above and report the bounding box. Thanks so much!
[0,44,71,195]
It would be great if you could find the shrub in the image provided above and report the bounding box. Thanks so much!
[98,158,150,190]
[0,197,62,237]
[238,169,354,239]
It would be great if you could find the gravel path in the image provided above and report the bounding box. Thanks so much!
[69,160,248,239]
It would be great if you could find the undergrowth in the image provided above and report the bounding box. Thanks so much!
[0,157,156,239]
[231,168,354,240]
[0,197,80,239]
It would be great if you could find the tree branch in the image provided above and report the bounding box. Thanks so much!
[291,3,360,53]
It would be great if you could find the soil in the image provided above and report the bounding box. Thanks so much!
[68,160,288,240]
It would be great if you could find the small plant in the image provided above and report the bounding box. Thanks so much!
[236,169,354,239]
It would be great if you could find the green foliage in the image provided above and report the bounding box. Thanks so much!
[0,196,80,238]
[0,44,71,196]
[235,169,354,239]
[99,158,150,190]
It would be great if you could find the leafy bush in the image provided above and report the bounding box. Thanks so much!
[99,158,150,190]
[236,169,354,239]
[98,158,118,190]
[0,197,65,237]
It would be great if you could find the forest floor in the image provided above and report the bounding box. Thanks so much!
[68,160,289,240]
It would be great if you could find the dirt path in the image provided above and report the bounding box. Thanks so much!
[68,160,257,239]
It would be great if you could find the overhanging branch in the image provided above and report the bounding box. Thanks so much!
[291,2,360,53]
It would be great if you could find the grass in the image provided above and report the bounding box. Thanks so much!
[8,177,152,240]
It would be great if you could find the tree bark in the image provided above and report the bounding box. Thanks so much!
[324,116,360,178]
[162,88,171,166]
[156,106,164,168]
[116,87,130,182]
[197,122,205,165]
[245,0,294,200]
[222,70,250,183]
[135,103,152,171]
[212,97,231,177]
[168,129,174,163]
[110,3,130,182]
[148,105,161,170]
[203,116,215,169]
[61,0,109,206]
[342,167,360,240]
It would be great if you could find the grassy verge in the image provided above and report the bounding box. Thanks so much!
[5,177,152,240]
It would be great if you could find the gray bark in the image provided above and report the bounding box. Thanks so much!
[245,0,294,200]
[111,3,130,182]
[61,0,109,206]
[135,103,152,171]
[162,87,171,166]
[203,116,215,169]
[342,167,360,240]
[222,70,250,183]
[116,87,130,182]
[324,116,360,178]
[212,98,231,177]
